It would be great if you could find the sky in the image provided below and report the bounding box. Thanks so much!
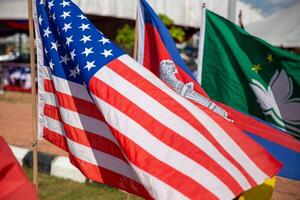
[241,0,299,15]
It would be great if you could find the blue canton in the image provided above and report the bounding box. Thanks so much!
[36,0,124,86]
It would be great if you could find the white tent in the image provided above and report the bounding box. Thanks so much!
[245,1,300,48]
[0,0,230,28]
[0,0,266,27]
[73,0,231,27]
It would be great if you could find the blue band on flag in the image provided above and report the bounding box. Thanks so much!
[245,131,300,180]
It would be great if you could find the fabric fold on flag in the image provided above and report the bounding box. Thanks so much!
[35,0,281,199]
[136,0,300,181]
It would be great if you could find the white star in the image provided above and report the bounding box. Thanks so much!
[62,22,72,32]
[78,23,90,31]
[49,60,54,70]
[76,65,80,74]
[48,0,54,9]
[44,48,48,54]
[50,40,61,51]
[80,35,91,44]
[101,49,113,58]
[77,14,87,20]
[84,61,96,71]
[60,54,70,65]
[70,49,76,60]
[60,11,71,19]
[52,13,56,20]
[69,68,77,78]
[39,0,44,5]
[81,47,94,57]
[38,15,43,25]
[60,0,70,7]
[99,36,110,45]
[66,36,73,46]
[43,27,52,38]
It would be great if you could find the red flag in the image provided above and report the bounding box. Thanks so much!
[0,137,38,200]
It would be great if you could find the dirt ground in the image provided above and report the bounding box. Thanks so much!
[0,91,66,156]
[0,91,299,200]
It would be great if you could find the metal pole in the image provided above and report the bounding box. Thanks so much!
[196,3,206,85]
[227,0,237,23]
[28,0,38,188]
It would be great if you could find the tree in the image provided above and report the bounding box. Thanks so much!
[115,14,185,52]
[115,24,135,54]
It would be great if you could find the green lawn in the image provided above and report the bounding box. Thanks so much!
[25,168,142,200]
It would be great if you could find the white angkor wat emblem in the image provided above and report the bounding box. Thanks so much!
[159,60,231,121]
[250,69,300,135]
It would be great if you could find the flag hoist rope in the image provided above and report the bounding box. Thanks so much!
[28,0,38,188]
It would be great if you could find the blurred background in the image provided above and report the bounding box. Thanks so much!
[0,0,299,94]
[0,0,299,199]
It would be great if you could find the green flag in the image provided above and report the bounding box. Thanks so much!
[200,10,300,138]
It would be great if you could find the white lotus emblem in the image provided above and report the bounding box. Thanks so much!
[250,69,300,135]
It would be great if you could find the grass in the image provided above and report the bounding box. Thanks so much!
[25,168,142,200]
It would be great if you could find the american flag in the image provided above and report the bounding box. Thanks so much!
[34,0,281,199]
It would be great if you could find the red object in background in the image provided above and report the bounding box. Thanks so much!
[3,85,31,93]
[0,137,38,200]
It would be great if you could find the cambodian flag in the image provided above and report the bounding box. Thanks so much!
[137,0,300,180]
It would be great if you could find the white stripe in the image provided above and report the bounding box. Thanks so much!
[43,91,57,106]
[95,66,251,189]
[43,116,141,183]
[137,0,145,65]
[67,139,139,181]
[52,75,93,103]
[34,0,47,140]
[44,116,65,137]
[43,91,117,144]
[119,55,269,184]
[91,93,234,200]
[130,164,189,200]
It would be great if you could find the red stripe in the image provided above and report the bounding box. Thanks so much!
[43,127,151,199]
[90,77,243,194]
[44,79,105,121]
[43,127,68,152]
[105,59,267,185]
[44,103,126,162]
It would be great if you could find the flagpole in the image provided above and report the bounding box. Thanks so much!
[28,0,38,188]
[196,3,206,85]
[133,0,139,60]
